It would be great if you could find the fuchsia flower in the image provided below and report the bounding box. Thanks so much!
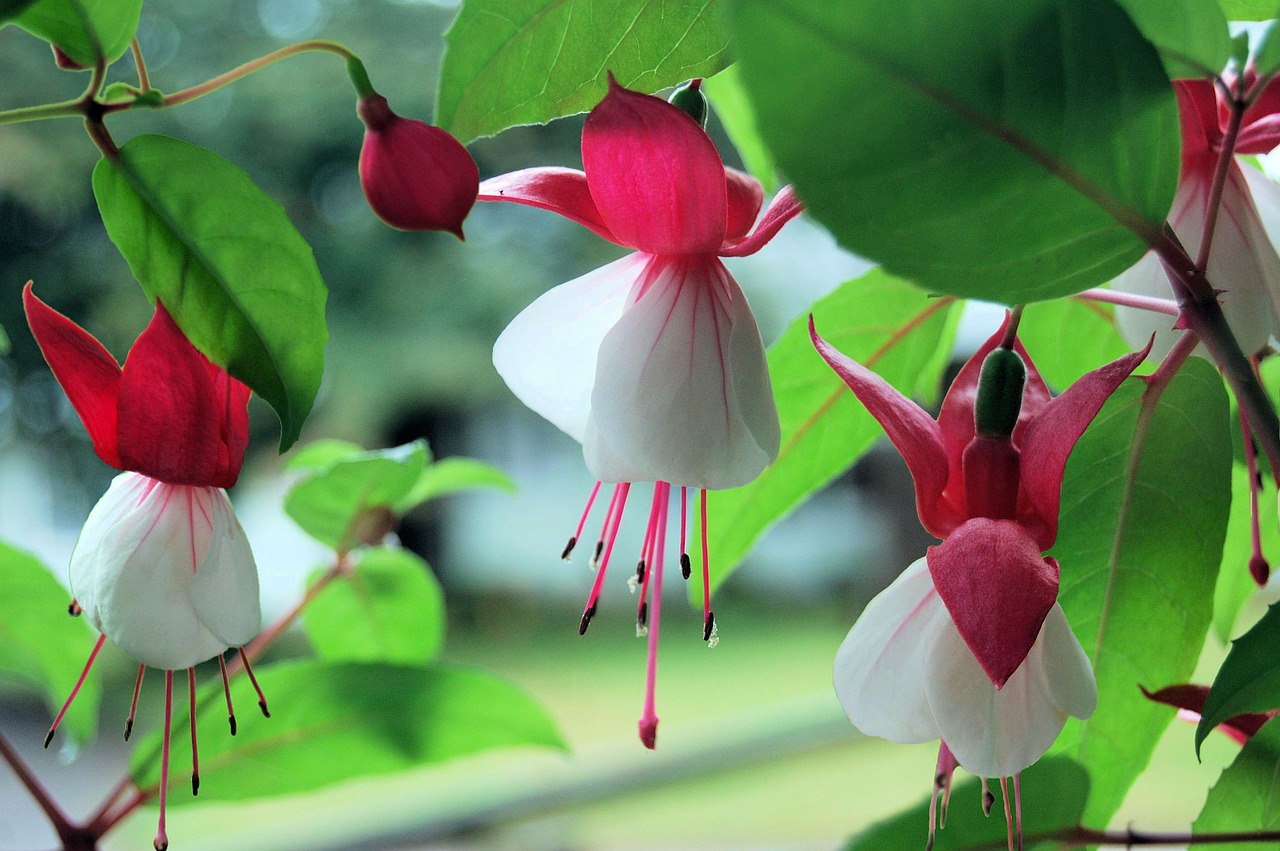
[811,315,1147,843]
[1112,74,1280,357]
[357,93,479,237]
[479,77,802,748]
[25,285,267,851]
[1141,683,1277,745]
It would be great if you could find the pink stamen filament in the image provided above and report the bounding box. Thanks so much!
[239,647,270,718]
[638,481,670,749]
[580,483,630,634]
[155,670,173,851]
[1000,777,1014,851]
[591,481,625,569]
[563,480,602,560]
[635,485,665,632]
[700,489,715,642]
[125,665,146,740]
[45,634,106,748]
[679,486,691,579]
[188,669,200,796]
[1013,773,1023,851]
[218,654,237,735]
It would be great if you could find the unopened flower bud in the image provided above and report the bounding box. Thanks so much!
[357,94,479,238]
[974,347,1026,439]
[668,79,708,128]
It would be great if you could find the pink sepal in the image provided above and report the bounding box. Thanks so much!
[23,284,123,468]
[582,75,727,254]
[1017,340,1149,549]
[810,315,951,538]
[720,185,804,257]
[478,167,618,244]
[926,518,1059,689]
[724,168,765,245]
[1141,683,1276,745]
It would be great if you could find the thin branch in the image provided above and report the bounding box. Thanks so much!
[162,40,358,108]
[0,731,77,841]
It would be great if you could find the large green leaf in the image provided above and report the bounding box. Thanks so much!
[92,135,328,452]
[1114,0,1231,79]
[1017,298,1131,391]
[396,456,516,510]
[285,442,429,550]
[845,758,1089,850]
[0,0,39,25]
[1051,358,1232,824]
[437,0,731,141]
[13,0,141,65]
[130,660,565,802]
[0,541,99,744]
[1219,0,1279,20]
[1193,719,1280,844]
[704,65,777,192]
[303,547,446,666]
[1198,603,1280,749]
[1213,464,1274,642]
[695,270,957,597]
[730,0,1179,303]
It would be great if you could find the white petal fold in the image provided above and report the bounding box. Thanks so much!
[493,254,645,442]
[833,560,1095,779]
[69,472,261,670]
[584,256,780,489]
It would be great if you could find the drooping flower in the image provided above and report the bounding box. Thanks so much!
[357,93,479,237]
[1112,74,1280,358]
[479,76,802,748]
[25,284,266,851]
[812,315,1147,843]
[1141,683,1277,745]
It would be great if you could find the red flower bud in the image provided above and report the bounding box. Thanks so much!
[52,46,89,71]
[357,95,479,238]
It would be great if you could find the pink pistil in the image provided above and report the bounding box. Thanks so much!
[700,489,716,643]
[638,481,671,749]
[679,486,691,579]
[218,654,237,736]
[999,777,1014,851]
[239,648,270,718]
[1013,773,1023,851]
[563,480,603,560]
[580,483,631,634]
[45,633,106,748]
[188,669,200,796]
[125,665,146,740]
[155,670,172,851]
[1241,401,1271,585]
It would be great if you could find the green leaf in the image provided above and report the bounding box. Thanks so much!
[1253,20,1280,74]
[845,758,1089,850]
[396,456,516,513]
[130,660,566,802]
[437,0,732,141]
[13,0,141,65]
[0,540,99,745]
[1194,719,1280,842]
[730,0,1179,303]
[1051,358,1232,825]
[92,135,328,452]
[285,442,429,550]
[1017,298,1131,391]
[304,548,446,666]
[1198,603,1280,750]
[0,0,39,24]
[284,439,370,473]
[1114,0,1231,79]
[1213,464,1274,642]
[695,270,958,597]
[703,65,777,192]
[1219,0,1279,20]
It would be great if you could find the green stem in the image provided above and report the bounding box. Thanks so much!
[999,304,1024,349]
[162,39,361,108]
[130,38,151,92]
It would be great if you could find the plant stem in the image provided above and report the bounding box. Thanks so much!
[1075,287,1180,316]
[162,40,359,108]
[999,304,1024,349]
[130,39,151,92]
[1045,825,1280,847]
[0,731,79,843]
[1197,75,1246,272]
[1145,330,1198,396]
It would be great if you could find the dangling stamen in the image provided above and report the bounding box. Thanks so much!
[67,599,81,617]
[154,670,173,851]
[591,481,626,570]
[563,481,602,561]
[188,669,200,796]
[700,490,718,647]
[634,485,664,636]
[679,486,691,580]
[999,777,1014,851]
[238,648,270,718]
[1013,772,1023,851]
[981,778,995,816]
[926,743,958,849]
[638,481,671,749]
[580,483,631,634]
[1241,406,1270,584]
[218,654,237,735]
[45,634,106,748]
[125,665,146,740]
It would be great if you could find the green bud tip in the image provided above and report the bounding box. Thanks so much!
[974,347,1026,439]
[668,79,708,129]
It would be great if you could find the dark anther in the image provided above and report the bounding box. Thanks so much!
[258,699,270,719]
[228,715,237,737]
[561,536,577,561]
[124,720,133,741]
[638,601,648,628]
[579,604,597,635]
[192,774,200,796]
[592,540,604,564]
[635,560,646,582]
[703,611,716,641]
[42,728,54,749]
[680,553,691,580]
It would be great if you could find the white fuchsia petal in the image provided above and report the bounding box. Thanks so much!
[492,253,647,443]
[1238,162,1280,339]
[583,255,778,489]
[924,603,1095,779]
[69,472,261,670]
[833,558,948,744]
